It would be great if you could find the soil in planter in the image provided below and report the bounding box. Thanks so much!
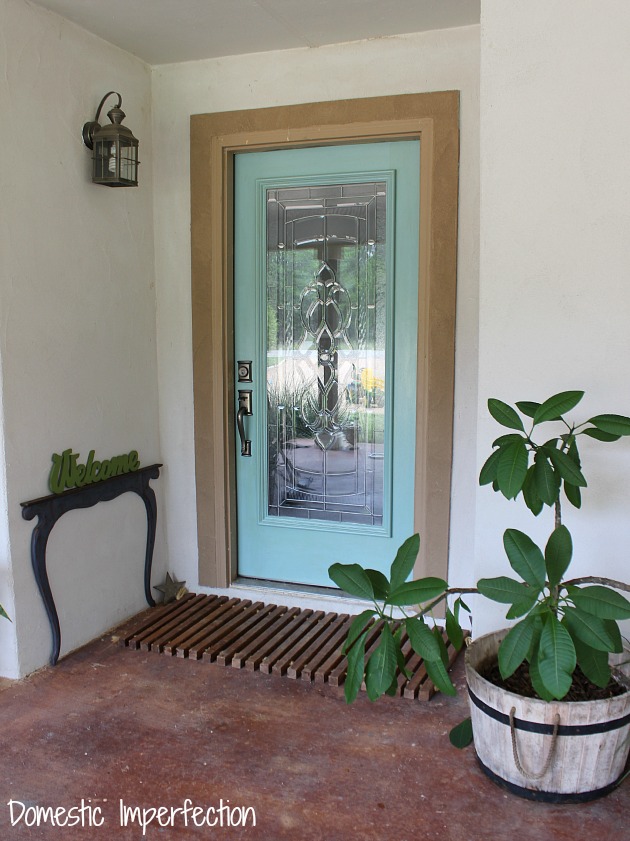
[481,660,628,702]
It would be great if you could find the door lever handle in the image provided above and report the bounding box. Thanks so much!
[237,390,253,457]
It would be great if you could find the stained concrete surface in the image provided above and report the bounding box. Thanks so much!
[0,612,628,840]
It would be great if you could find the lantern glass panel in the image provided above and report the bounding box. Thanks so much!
[92,136,138,186]
[119,139,138,185]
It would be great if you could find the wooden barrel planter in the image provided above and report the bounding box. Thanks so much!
[465,630,630,803]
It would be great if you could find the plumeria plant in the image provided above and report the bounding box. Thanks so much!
[329,391,630,745]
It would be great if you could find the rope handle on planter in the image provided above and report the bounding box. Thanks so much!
[509,706,560,780]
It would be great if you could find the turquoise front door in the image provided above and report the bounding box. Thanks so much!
[234,140,420,587]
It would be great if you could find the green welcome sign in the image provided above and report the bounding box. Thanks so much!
[48,448,141,494]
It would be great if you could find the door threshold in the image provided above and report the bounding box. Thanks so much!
[196,577,372,617]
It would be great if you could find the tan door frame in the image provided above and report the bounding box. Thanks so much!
[191,91,459,589]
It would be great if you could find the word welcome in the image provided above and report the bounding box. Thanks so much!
[48,448,140,494]
[7,798,256,834]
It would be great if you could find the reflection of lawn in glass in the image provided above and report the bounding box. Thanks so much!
[357,409,384,444]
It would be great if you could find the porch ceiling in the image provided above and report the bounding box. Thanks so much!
[28,0,480,65]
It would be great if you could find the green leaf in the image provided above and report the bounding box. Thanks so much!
[533,390,584,425]
[457,597,472,614]
[536,658,573,700]
[493,433,526,448]
[505,595,539,619]
[567,437,581,467]
[546,446,587,487]
[564,480,582,509]
[503,528,546,590]
[344,630,368,704]
[488,398,525,431]
[570,586,630,620]
[528,650,555,701]
[389,533,420,592]
[0,604,9,621]
[432,625,450,667]
[365,624,398,701]
[498,616,537,679]
[582,427,621,443]
[393,627,410,679]
[342,609,376,654]
[534,452,560,506]
[479,448,502,486]
[526,614,545,659]
[365,569,390,601]
[445,607,464,651]
[384,676,399,697]
[406,616,441,661]
[515,401,540,419]
[424,657,457,696]
[562,606,616,652]
[496,439,529,499]
[588,414,630,436]
[449,717,474,749]
[329,563,375,601]
[477,576,536,605]
[602,618,624,653]
[387,577,448,607]
[522,465,544,516]
[544,525,572,588]
[537,614,576,699]
[572,637,611,688]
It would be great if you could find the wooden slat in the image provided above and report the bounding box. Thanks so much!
[257,610,316,674]
[214,603,278,666]
[187,599,249,659]
[139,595,212,652]
[260,610,322,675]
[161,596,230,654]
[173,597,238,657]
[120,594,463,703]
[199,601,265,662]
[242,608,308,671]
[272,612,337,677]
[302,615,353,683]
[290,613,351,680]
[120,593,199,649]
[232,607,300,669]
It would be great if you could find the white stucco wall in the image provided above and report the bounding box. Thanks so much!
[0,0,164,677]
[475,0,630,634]
[151,26,481,596]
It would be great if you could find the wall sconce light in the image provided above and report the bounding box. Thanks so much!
[82,91,139,187]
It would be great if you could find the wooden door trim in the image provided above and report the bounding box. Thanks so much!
[191,92,459,588]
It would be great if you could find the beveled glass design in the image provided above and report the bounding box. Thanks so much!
[266,181,387,526]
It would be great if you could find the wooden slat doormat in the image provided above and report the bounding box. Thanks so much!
[119,593,464,701]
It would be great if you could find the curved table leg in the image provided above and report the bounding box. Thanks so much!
[140,483,158,608]
[30,515,60,666]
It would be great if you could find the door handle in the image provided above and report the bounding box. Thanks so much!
[237,390,253,457]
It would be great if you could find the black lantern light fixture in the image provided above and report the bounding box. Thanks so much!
[82,91,139,187]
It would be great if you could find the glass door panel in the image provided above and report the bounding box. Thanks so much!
[266,181,387,527]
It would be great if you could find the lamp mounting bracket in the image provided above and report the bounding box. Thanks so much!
[82,91,123,150]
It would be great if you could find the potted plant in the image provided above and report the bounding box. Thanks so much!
[329,390,630,801]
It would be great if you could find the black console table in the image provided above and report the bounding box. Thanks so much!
[21,464,162,666]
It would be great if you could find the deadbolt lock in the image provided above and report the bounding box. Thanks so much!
[237,360,252,382]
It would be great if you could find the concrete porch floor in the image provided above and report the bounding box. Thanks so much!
[1,612,628,840]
